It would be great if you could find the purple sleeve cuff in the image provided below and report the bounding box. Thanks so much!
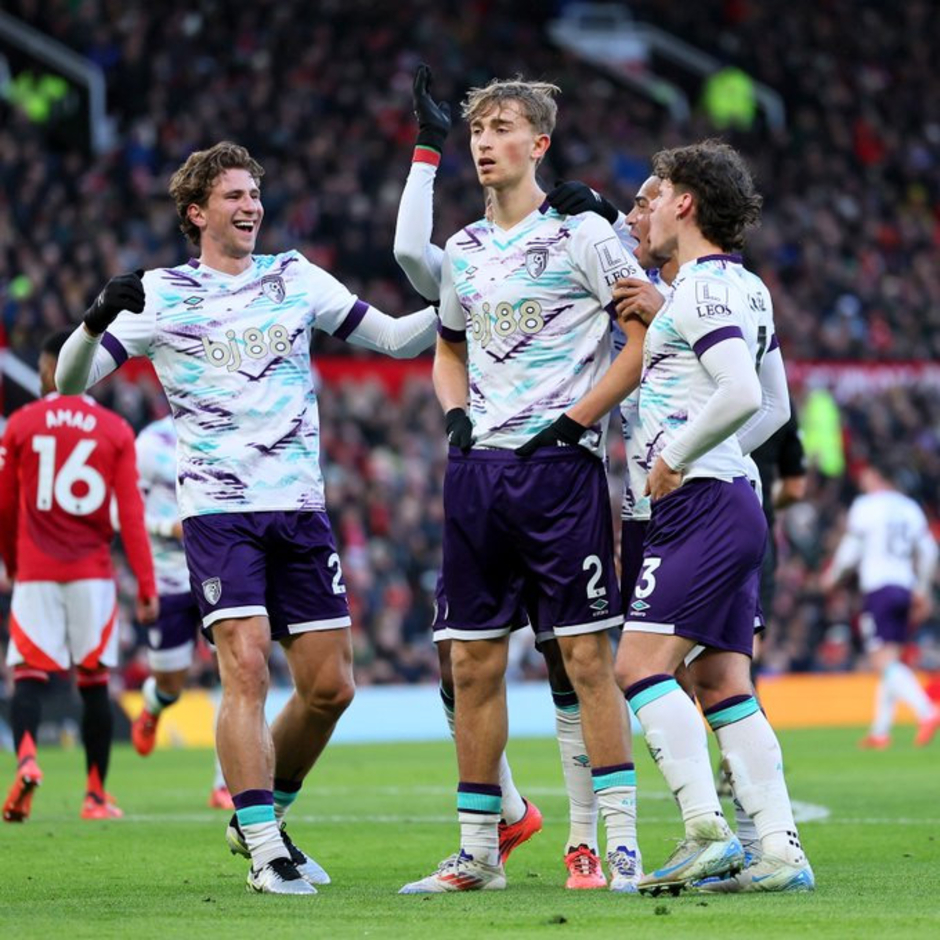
[692,325,745,359]
[101,331,128,366]
[605,300,618,321]
[437,321,466,343]
[333,299,370,341]
[768,333,780,353]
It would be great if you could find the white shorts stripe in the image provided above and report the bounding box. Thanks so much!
[147,641,195,673]
[622,620,677,635]
[553,614,624,637]
[447,626,512,641]
[202,605,268,629]
[287,616,352,634]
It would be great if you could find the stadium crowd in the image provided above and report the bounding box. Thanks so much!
[2,0,939,687]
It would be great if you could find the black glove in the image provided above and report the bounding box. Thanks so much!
[83,270,145,334]
[445,408,473,451]
[515,414,587,457]
[413,63,451,154]
[547,181,619,225]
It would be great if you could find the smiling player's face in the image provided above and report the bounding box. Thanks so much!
[469,103,547,191]
[190,168,264,261]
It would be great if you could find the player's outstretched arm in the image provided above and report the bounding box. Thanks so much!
[736,346,791,455]
[342,305,438,358]
[56,272,147,393]
[394,64,450,300]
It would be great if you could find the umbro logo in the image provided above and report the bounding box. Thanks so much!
[631,599,650,612]
[183,296,203,307]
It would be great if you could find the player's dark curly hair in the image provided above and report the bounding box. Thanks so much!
[168,141,265,245]
[651,140,762,251]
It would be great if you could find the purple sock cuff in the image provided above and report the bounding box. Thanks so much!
[232,788,274,810]
[703,694,754,716]
[591,762,635,777]
[457,782,502,797]
[624,673,676,701]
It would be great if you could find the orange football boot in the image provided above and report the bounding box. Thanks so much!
[131,709,159,756]
[497,798,543,864]
[3,734,43,823]
[564,843,608,889]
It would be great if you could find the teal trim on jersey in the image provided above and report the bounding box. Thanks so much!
[457,791,502,814]
[627,678,680,714]
[706,697,760,730]
[273,789,299,809]
[592,769,637,792]
[236,804,276,827]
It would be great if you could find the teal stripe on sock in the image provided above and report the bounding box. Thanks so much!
[236,805,275,827]
[592,769,637,792]
[555,703,580,714]
[706,697,761,730]
[273,789,298,808]
[457,792,502,814]
[628,678,680,714]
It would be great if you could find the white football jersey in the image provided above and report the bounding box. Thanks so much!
[439,205,648,455]
[102,252,366,518]
[136,416,190,595]
[835,491,934,592]
[635,254,763,483]
[613,267,670,521]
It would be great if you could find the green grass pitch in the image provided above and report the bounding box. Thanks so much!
[2,727,938,938]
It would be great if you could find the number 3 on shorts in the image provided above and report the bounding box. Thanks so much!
[634,558,662,600]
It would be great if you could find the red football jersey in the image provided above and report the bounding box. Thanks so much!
[0,393,155,597]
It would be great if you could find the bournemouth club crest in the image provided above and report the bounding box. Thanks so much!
[525,247,549,279]
[202,577,222,605]
[261,274,286,304]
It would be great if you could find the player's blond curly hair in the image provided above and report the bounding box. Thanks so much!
[461,77,561,137]
[169,141,265,246]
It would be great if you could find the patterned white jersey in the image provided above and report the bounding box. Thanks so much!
[613,267,670,521]
[636,254,764,483]
[136,416,190,595]
[834,491,936,592]
[101,251,368,518]
[438,204,647,456]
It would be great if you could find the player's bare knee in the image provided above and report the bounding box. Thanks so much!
[222,646,269,701]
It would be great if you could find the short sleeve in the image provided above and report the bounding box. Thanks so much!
[569,214,648,316]
[671,274,746,358]
[437,251,467,342]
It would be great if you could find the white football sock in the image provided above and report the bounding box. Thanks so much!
[714,708,806,866]
[596,786,638,858]
[630,680,729,839]
[554,704,599,851]
[872,674,896,737]
[458,812,500,867]
[885,661,936,720]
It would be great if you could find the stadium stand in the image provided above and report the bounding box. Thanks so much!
[1,0,938,691]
